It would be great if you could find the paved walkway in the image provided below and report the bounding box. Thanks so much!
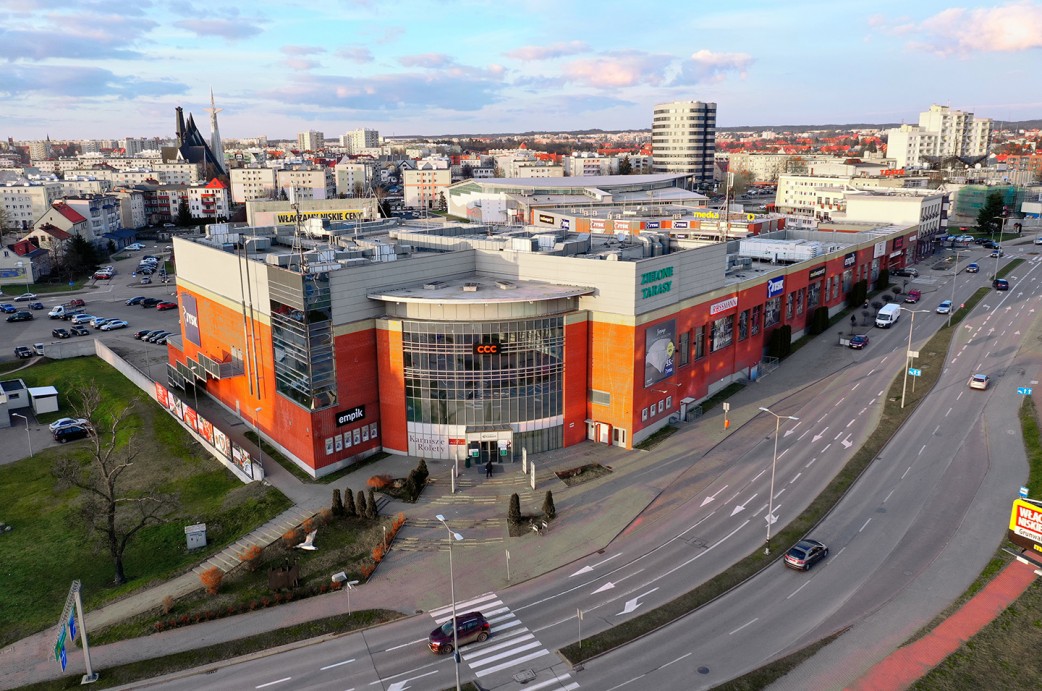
[850,559,1039,690]
[0,258,1036,688]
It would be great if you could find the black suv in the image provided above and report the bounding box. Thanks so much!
[14,346,32,358]
[142,298,163,308]
[891,268,919,278]
[54,425,92,443]
[6,311,33,322]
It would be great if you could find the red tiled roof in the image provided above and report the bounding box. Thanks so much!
[205,177,227,189]
[36,223,72,240]
[51,202,87,223]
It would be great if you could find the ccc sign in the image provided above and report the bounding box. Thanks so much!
[473,343,500,355]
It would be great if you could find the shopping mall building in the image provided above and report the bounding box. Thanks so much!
[168,213,928,478]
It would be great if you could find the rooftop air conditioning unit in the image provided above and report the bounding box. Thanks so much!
[463,282,480,292]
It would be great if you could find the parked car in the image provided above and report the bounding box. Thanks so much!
[0,303,17,313]
[891,268,919,278]
[936,300,953,314]
[126,296,146,306]
[848,334,870,350]
[783,539,829,571]
[990,249,1005,258]
[982,240,1000,249]
[994,278,1010,291]
[125,243,144,251]
[6,311,33,322]
[99,319,128,331]
[965,263,980,273]
[154,333,171,344]
[142,298,163,308]
[969,374,990,390]
[14,293,37,301]
[1034,236,1042,246]
[428,611,491,654]
[51,328,71,339]
[70,314,95,326]
[54,425,92,444]
[132,329,153,340]
[69,326,90,336]
[146,330,171,343]
[14,346,32,358]
[903,289,921,304]
[155,301,178,311]
[89,315,111,328]
[141,276,152,285]
[28,301,44,310]
[49,417,89,432]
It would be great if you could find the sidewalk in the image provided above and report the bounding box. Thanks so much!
[0,288,996,689]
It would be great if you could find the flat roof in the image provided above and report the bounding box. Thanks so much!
[455,173,689,189]
[28,386,58,396]
[369,275,594,304]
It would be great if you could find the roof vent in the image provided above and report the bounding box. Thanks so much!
[463,282,480,292]
[423,280,447,290]
[495,280,516,290]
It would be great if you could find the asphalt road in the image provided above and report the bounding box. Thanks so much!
[105,244,1042,690]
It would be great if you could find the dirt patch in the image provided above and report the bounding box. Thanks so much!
[555,463,612,487]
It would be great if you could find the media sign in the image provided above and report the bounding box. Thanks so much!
[538,213,555,225]
[709,296,738,316]
[673,221,689,229]
[473,342,500,355]
[645,221,660,229]
[808,265,826,280]
[644,320,676,388]
[181,293,200,346]
[336,405,366,427]
[767,276,785,299]
[843,252,857,268]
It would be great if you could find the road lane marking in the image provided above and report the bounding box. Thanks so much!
[790,472,801,484]
[859,517,872,533]
[884,488,896,503]
[822,443,831,452]
[817,414,827,423]
[946,407,953,417]
[957,391,964,400]
[902,466,911,479]
[851,382,860,390]
[604,674,646,691]
[806,457,817,468]
[919,444,926,455]
[320,659,355,670]
[385,638,427,652]
[729,618,759,635]
[846,419,855,428]
[798,429,810,441]
[257,679,292,689]
[787,580,811,600]
[835,431,843,440]
[662,652,693,669]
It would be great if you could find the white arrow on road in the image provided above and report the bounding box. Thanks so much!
[618,588,659,616]
[570,553,622,577]
[841,435,853,449]
[699,484,730,508]
[783,421,801,437]
[594,581,616,594]
[388,671,438,691]
[812,426,829,443]
[731,492,756,516]
[765,511,778,526]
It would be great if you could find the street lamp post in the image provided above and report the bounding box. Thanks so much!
[948,249,963,329]
[435,514,464,691]
[11,413,32,458]
[993,215,1005,280]
[758,407,798,555]
[253,406,264,471]
[900,308,932,409]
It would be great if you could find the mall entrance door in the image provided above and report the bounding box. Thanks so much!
[466,431,513,464]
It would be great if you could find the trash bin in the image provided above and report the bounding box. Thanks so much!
[185,523,207,550]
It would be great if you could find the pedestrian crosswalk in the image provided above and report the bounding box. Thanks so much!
[428,593,579,688]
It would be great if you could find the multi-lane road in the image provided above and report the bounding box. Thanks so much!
[95,243,1042,690]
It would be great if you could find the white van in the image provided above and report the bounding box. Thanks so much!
[875,303,901,328]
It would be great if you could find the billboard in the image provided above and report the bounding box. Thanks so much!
[644,319,676,388]
[1008,498,1042,554]
[767,276,785,299]
[181,293,201,346]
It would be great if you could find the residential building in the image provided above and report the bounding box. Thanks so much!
[276,167,335,201]
[112,188,148,229]
[0,179,64,231]
[403,167,452,209]
[651,100,717,185]
[298,130,325,152]
[341,129,379,153]
[886,105,993,168]
[27,138,52,161]
[334,159,373,198]
[230,166,278,203]
[185,179,231,221]
[562,153,619,177]
[62,195,122,239]
[0,240,50,288]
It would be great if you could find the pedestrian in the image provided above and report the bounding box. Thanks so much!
[485,459,493,478]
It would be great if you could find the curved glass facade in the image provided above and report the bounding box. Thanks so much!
[402,317,565,454]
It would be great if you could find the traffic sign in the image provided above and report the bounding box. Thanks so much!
[1021,486,1030,499]
[908,368,922,377]
[1018,387,1033,396]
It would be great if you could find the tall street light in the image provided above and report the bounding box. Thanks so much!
[253,406,264,472]
[758,407,798,555]
[435,514,464,691]
[11,413,32,458]
[948,248,964,329]
[900,308,932,408]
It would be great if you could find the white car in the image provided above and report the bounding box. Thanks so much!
[125,243,144,251]
[49,417,89,432]
[936,300,953,314]
[968,374,990,390]
[71,314,95,325]
[100,319,128,331]
[1034,236,1042,245]
[89,315,111,328]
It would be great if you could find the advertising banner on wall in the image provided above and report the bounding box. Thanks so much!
[155,382,169,408]
[644,319,676,388]
[181,293,201,346]
[767,276,785,299]
[183,406,198,432]
[198,417,214,445]
[409,432,448,456]
[231,444,252,473]
[1008,498,1042,553]
[214,428,230,458]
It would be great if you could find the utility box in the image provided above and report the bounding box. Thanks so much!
[185,523,207,550]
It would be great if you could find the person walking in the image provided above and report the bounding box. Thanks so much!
[485,459,494,478]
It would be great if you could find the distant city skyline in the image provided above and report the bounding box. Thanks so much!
[2,0,1041,141]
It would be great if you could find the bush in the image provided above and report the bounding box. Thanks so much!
[332,489,344,516]
[416,459,429,484]
[357,490,368,518]
[239,544,263,572]
[508,493,521,526]
[344,488,357,517]
[372,544,385,563]
[282,529,302,548]
[318,507,334,525]
[161,595,176,615]
[368,474,393,490]
[765,325,792,359]
[875,268,890,291]
[542,490,556,521]
[301,517,315,534]
[199,566,223,596]
[367,488,378,519]
[806,306,829,336]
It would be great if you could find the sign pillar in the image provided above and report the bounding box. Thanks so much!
[529,462,536,490]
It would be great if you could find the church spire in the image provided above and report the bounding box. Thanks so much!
[206,88,225,175]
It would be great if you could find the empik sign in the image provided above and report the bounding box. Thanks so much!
[336,405,366,427]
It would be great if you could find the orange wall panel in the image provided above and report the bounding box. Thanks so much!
[563,319,589,447]
[376,325,408,453]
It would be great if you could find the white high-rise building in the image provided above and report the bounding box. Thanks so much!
[340,128,380,153]
[885,105,992,168]
[651,100,717,185]
[297,130,325,152]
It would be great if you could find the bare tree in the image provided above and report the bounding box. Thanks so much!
[53,384,179,585]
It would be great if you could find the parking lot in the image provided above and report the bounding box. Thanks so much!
[0,246,180,364]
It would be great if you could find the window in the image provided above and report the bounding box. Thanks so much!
[785,293,794,321]
[764,297,781,328]
[738,310,749,341]
[591,390,611,406]
[678,330,690,367]
[711,315,733,352]
[807,282,821,309]
[657,401,664,413]
[694,325,706,360]
[796,288,805,315]
[642,407,649,421]
[751,305,761,336]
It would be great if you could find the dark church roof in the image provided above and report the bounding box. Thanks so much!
[174,106,226,176]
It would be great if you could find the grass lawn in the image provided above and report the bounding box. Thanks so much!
[0,357,291,648]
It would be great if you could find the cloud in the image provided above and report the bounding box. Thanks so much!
[284,58,321,71]
[505,41,588,61]
[173,18,263,40]
[377,26,404,45]
[398,53,456,68]
[561,51,673,88]
[672,49,753,85]
[335,45,374,63]
[0,65,187,99]
[912,2,1042,55]
[281,45,326,56]
[0,28,145,61]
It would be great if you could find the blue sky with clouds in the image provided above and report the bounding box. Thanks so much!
[2,0,1041,140]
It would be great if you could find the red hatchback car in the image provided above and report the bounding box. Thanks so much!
[428,612,490,654]
[155,301,178,311]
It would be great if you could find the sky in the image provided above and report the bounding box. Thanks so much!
[2,0,1041,141]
